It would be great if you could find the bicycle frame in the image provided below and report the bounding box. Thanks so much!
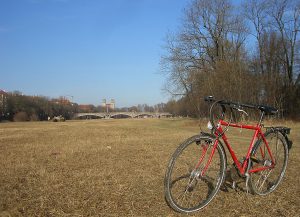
[209,119,276,176]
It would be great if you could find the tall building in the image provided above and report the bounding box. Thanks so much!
[102,99,115,112]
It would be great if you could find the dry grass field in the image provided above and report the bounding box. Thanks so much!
[0,119,299,217]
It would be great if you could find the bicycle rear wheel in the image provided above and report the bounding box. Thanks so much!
[250,131,288,195]
[164,135,226,213]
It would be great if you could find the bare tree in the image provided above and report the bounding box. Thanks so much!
[243,0,300,115]
[182,0,247,67]
[162,0,300,118]
[269,0,300,86]
[243,0,270,74]
[161,0,248,116]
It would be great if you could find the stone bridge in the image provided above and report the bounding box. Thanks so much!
[74,112,172,119]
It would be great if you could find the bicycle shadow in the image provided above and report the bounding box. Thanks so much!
[220,168,248,193]
[165,167,250,210]
[167,173,218,204]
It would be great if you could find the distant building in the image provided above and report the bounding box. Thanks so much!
[0,90,8,117]
[102,99,115,112]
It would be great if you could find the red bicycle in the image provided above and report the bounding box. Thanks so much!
[164,96,293,213]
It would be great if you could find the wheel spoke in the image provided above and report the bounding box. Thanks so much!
[256,169,272,191]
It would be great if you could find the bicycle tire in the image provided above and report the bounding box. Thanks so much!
[164,135,226,213]
[249,131,288,195]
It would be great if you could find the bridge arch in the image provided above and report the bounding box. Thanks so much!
[133,113,154,118]
[110,113,132,119]
[75,113,105,119]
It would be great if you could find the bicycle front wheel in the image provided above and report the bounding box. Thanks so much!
[250,131,288,195]
[164,135,226,213]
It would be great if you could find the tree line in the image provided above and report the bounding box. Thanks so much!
[161,0,300,119]
[0,91,168,122]
[0,91,78,121]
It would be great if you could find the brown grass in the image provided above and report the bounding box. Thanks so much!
[0,119,299,217]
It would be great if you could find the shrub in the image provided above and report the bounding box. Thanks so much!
[30,113,40,121]
[13,112,29,122]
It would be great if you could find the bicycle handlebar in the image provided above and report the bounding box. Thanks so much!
[204,96,256,109]
[204,96,278,115]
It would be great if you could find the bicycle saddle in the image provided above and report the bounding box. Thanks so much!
[257,105,278,115]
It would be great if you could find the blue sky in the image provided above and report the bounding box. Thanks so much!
[0,0,191,107]
[0,0,242,107]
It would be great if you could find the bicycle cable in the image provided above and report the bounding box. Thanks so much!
[209,100,233,138]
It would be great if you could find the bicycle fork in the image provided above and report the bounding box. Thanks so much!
[200,139,219,177]
[185,144,209,190]
[190,139,218,181]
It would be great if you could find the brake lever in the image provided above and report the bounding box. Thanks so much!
[237,108,248,116]
[234,107,248,133]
